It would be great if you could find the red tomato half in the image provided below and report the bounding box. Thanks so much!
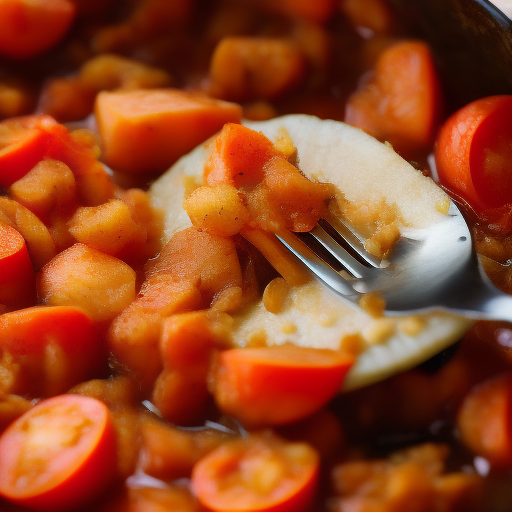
[0,394,117,511]
[435,95,512,216]
[191,433,319,512]
[211,344,354,427]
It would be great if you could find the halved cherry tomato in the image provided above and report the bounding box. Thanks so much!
[191,433,319,512]
[0,394,117,511]
[345,40,443,157]
[0,118,51,187]
[0,0,76,59]
[435,95,512,216]
[457,372,512,467]
[211,344,354,427]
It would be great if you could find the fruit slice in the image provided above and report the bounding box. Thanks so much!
[149,115,472,390]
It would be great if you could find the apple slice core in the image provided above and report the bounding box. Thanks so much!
[149,115,472,391]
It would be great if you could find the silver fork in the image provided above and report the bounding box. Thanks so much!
[276,201,512,322]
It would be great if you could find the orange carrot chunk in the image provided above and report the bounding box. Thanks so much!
[95,89,242,174]
[211,344,354,427]
[0,118,51,187]
[0,0,76,60]
[345,40,443,157]
[204,123,279,188]
[0,224,35,309]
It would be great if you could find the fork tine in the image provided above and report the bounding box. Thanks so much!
[320,217,381,268]
[276,231,360,299]
[309,224,369,279]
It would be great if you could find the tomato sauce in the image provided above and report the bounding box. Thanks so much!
[1,1,512,511]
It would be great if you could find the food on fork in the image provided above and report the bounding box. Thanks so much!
[150,115,472,390]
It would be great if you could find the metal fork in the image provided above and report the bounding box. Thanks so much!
[276,201,512,322]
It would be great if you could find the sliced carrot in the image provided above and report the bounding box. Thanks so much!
[241,226,311,287]
[0,224,35,309]
[95,88,242,174]
[204,123,279,188]
[0,118,51,187]
[0,394,116,511]
[191,433,319,512]
[457,372,512,467]
[0,306,104,397]
[0,0,76,59]
[211,344,354,427]
[345,40,443,157]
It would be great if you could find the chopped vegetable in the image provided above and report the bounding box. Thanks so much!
[435,95,512,216]
[345,40,443,156]
[0,394,116,511]
[191,433,319,512]
[95,89,243,174]
[0,0,76,59]
[0,224,35,309]
[211,344,354,427]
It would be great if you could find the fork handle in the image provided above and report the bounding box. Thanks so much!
[444,279,512,323]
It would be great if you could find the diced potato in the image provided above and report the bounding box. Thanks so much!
[79,54,172,91]
[68,198,142,255]
[183,184,249,236]
[38,243,136,321]
[9,159,77,219]
[209,37,305,101]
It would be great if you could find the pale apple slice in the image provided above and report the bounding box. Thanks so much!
[149,114,472,391]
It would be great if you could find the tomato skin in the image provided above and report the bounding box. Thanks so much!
[0,394,117,511]
[0,0,76,59]
[191,433,319,512]
[211,344,354,427]
[435,95,512,216]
